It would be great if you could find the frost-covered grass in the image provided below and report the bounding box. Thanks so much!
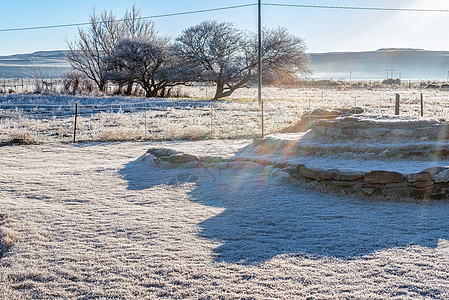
[2,87,449,143]
[1,141,449,298]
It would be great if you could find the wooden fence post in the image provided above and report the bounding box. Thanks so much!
[420,93,424,117]
[395,93,400,115]
[73,103,78,143]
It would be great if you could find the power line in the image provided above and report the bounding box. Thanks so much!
[1,2,449,33]
[0,3,257,33]
[262,3,449,13]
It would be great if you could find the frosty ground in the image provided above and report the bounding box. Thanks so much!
[1,140,449,298]
[3,87,449,143]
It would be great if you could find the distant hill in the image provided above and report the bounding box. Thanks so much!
[0,50,69,78]
[1,48,449,80]
[310,48,449,80]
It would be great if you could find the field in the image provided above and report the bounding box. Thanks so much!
[2,86,449,144]
[1,87,449,298]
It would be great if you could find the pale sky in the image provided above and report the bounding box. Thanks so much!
[1,0,449,55]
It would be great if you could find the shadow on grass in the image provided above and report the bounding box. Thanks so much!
[119,155,449,264]
[0,214,11,259]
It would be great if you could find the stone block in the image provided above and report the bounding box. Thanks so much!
[410,181,434,188]
[405,172,432,183]
[296,165,320,180]
[341,128,356,136]
[364,128,391,138]
[432,183,449,197]
[434,168,449,183]
[389,129,414,138]
[385,182,409,188]
[316,169,338,181]
[382,187,411,198]
[313,126,327,136]
[328,181,363,193]
[362,188,376,195]
[413,186,434,199]
[331,170,365,181]
[167,153,200,163]
[421,167,447,180]
[364,170,404,184]
[433,125,449,140]
[325,127,341,137]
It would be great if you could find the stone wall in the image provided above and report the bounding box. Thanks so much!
[312,117,446,141]
[289,164,449,199]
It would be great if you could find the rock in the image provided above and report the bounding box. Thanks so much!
[433,149,449,158]
[167,153,199,163]
[433,183,449,197]
[435,125,449,139]
[331,170,365,181]
[382,187,411,198]
[364,171,404,184]
[434,168,449,183]
[413,186,434,199]
[421,167,447,180]
[315,120,334,127]
[325,127,341,137]
[405,172,432,182]
[385,182,408,188]
[253,158,272,166]
[146,147,179,157]
[199,156,230,163]
[273,162,291,169]
[364,128,391,138]
[351,107,364,114]
[410,181,434,188]
[340,128,356,136]
[362,188,376,195]
[328,181,363,193]
[296,165,320,180]
[316,169,338,181]
[361,183,383,195]
[415,127,440,140]
[313,126,327,136]
[389,129,414,138]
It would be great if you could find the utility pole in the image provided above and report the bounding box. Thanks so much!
[258,0,263,139]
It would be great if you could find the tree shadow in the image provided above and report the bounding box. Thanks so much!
[0,214,11,259]
[119,156,449,264]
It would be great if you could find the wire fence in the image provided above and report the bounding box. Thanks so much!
[1,87,449,144]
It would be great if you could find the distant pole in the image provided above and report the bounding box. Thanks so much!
[395,93,400,115]
[144,98,147,140]
[73,102,78,143]
[258,0,263,139]
[420,93,424,117]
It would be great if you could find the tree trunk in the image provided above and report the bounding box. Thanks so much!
[213,82,225,100]
[98,79,106,93]
[125,82,133,95]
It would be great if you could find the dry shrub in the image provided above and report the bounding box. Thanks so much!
[6,128,39,145]
[163,124,210,140]
[98,128,142,141]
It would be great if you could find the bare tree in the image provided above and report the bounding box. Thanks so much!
[175,21,250,100]
[260,27,311,85]
[175,21,310,99]
[66,5,155,93]
[105,38,195,97]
